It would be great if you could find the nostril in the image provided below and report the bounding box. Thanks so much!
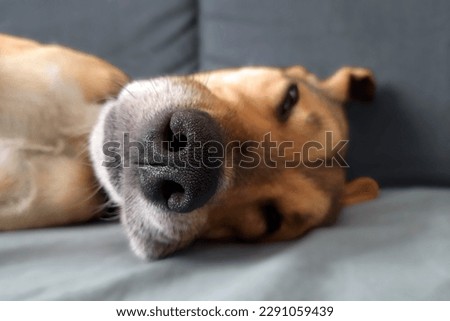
[162,122,188,152]
[161,180,184,200]
[169,131,187,152]
[160,180,185,206]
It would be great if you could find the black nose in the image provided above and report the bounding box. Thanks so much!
[138,109,223,213]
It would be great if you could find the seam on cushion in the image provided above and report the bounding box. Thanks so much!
[194,0,201,72]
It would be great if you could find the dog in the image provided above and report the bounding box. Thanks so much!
[0,34,379,259]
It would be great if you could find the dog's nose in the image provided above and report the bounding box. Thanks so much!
[138,109,223,213]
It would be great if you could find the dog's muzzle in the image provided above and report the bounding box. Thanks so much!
[138,109,223,213]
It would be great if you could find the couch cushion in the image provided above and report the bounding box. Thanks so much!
[199,0,450,186]
[0,0,198,77]
[1,188,449,300]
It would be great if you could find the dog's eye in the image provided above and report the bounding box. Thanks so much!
[260,201,283,234]
[277,84,299,122]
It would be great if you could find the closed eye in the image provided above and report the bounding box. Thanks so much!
[260,200,283,234]
[276,83,299,122]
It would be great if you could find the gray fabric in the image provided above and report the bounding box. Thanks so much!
[199,0,450,186]
[0,0,198,77]
[1,188,449,300]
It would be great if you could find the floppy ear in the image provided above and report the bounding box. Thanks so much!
[341,177,379,206]
[322,67,376,103]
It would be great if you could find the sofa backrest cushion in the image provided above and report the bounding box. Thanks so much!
[199,0,450,186]
[0,0,198,78]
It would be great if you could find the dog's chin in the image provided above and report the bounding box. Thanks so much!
[126,223,198,260]
[121,190,208,259]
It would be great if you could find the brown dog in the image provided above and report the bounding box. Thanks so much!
[0,34,378,259]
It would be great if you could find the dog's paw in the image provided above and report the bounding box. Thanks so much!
[34,45,130,105]
[0,144,34,213]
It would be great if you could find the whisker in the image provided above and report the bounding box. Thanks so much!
[203,71,211,87]
[112,78,136,99]
[149,79,159,97]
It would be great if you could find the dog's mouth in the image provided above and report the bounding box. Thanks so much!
[89,78,227,259]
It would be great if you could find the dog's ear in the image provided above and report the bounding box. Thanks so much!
[341,177,379,206]
[322,67,376,103]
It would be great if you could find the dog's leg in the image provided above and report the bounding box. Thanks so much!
[0,146,104,230]
[0,33,40,55]
[0,35,131,229]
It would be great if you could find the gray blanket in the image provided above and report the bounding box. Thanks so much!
[1,188,449,300]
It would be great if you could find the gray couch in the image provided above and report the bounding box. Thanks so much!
[1,0,449,300]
